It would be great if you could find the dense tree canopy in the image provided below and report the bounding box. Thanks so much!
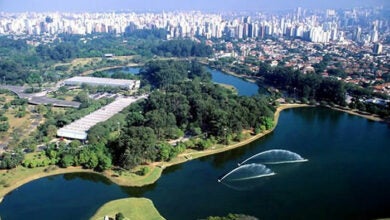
[141,60,211,89]
[259,65,347,106]
[0,152,24,169]
[44,142,112,171]
[98,60,275,169]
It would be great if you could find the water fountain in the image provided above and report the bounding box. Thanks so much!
[218,163,275,183]
[238,149,308,166]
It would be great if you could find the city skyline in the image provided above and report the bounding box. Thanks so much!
[1,0,388,12]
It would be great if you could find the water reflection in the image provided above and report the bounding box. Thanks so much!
[63,172,113,185]
[120,182,157,197]
[162,163,184,175]
[1,107,390,220]
[210,134,275,168]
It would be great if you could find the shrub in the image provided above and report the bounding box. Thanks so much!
[115,212,125,220]
[139,166,150,176]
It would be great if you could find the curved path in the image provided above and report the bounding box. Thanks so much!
[0,85,80,108]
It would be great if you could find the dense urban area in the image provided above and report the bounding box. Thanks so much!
[0,6,389,219]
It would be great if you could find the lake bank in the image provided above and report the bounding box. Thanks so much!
[0,166,94,201]
[206,64,388,123]
[157,103,309,168]
[0,104,306,201]
[329,105,385,122]
[1,104,385,203]
[0,165,163,201]
[2,106,389,220]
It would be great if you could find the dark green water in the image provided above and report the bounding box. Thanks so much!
[104,67,141,75]
[209,68,259,96]
[1,107,389,220]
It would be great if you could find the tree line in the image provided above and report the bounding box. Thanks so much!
[257,63,390,117]
[0,34,214,86]
[259,65,347,106]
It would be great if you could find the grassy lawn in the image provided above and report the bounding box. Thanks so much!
[217,83,237,94]
[105,165,163,187]
[1,100,34,144]
[65,57,102,73]
[0,94,32,131]
[54,56,136,74]
[0,166,55,196]
[0,161,163,199]
[5,111,30,129]
[51,107,67,114]
[0,94,14,103]
[22,152,52,167]
[90,198,165,220]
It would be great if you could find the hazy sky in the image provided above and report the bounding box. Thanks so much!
[0,0,388,12]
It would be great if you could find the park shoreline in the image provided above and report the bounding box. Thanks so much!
[1,103,383,202]
[0,104,306,201]
[328,105,385,122]
[157,103,310,169]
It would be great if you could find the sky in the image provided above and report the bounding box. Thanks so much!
[0,0,388,12]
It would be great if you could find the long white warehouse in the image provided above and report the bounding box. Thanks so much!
[64,76,140,90]
[57,95,147,140]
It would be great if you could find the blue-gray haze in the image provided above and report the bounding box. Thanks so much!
[0,0,388,12]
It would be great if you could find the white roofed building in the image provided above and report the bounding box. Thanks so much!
[57,95,147,140]
[64,76,140,90]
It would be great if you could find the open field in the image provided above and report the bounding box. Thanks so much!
[54,55,137,75]
[0,94,37,144]
[5,111,30,129]
[90,198,165,220]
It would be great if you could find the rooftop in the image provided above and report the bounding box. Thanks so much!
[57,95,147,140]
[64,76,140,88]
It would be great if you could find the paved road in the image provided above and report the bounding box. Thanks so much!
[0,85,80,108]
[0,85,33,99]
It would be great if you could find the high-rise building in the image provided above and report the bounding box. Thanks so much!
[237,24,244,39]
[243,16,251,24]
[354,26,362,42]
[296,7,302,21]
[259,25,265,39]
[373,43,383,55]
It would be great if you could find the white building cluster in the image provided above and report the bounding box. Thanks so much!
[0,11,225,38]
[0,8,385,44]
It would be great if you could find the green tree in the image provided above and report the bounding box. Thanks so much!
[46,125,58,138]
[0,122,9,132]
[115,126,157,169]
[59,154,74,168]
[115,212,125,220]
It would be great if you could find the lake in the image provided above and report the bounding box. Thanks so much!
[1,107,389,220]
[104,67,141,75]
[209,68,259,96]
[0,69,389,219]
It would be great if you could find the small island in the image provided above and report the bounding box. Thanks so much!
[90,198,165,220]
